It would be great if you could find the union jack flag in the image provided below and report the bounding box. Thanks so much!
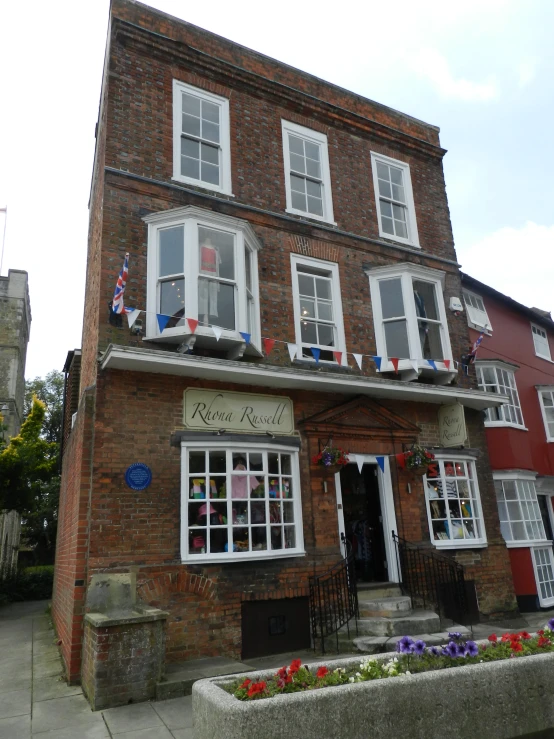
[112,253,132,314]
[470,332,484,357]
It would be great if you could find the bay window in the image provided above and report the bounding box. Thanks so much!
[145,206,261,354]
[424,457,487,548]
[366,263,453,378]
[494,474,547,544]
[180,441,304,562]
[475,361,525,428]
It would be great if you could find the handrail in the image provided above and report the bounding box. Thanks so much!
[392,532,471,629]
[308,539,358,655]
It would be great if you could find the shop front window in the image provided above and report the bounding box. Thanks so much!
[182,444,303,562]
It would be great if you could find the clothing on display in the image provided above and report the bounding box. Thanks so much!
[231,463,260,498]
[199,240,221,318]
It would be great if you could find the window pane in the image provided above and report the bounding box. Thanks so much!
[290,174,306,194]
[182,137,199,159]
[378,179,392,199]
[182,113,200,138]
[182,93,200,116]
[390,166,403,186]
[384,320,410,358]
[306,179,322,197]
[289,135,304,155]
[159,226,184,277]
[318,302,333,321]
[300,320,317,344]
[376,161,389,180]
[304,141,320,162]
[202,120,220,144]
[290,152,305,174]
[317,323,334,347]
[392,183,405,203]
[291,191,307,211]
[306,158,321,179]
[181,155,200,180]
[307,196,323,216]
[413,280,439,321]
[298,273,314,296]
[419,322,444,360]
[201,142,219,165]
[202,100,219,124]
[300,298,315,318]
[160,279,185,319]
[199,227,235,280]
[198,279,235,329]
[380,278,405,319]
[201,162,220,185]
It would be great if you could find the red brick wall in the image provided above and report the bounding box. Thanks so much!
[52,388,96,683]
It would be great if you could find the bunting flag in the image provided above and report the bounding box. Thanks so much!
[212,325,223,341]
[333,351,343,365]
[311,347,321,363]
[157,313,170,332]
[287,343,298,362]
[411,359,419,374]
[390,357,400,373]
[355,454,365,474]
[353,353,363,370]
[126,309,141,329]
[443,359,451,370]
[187,318,198,334]
[112,252,130,314]
[428,359,437,371]
[240,332,251,345]
[263,338,276,356]
[372,356,382,371]
[376,456,385,473]
[395,452,406,470]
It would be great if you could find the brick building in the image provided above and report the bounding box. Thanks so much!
[462,273,554,610]
[53,0,517,686]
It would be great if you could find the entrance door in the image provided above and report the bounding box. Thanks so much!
[339,463,388,582]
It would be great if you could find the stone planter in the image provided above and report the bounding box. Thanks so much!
[193,651,554,739]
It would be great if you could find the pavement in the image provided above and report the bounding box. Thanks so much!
[2,599,554,739]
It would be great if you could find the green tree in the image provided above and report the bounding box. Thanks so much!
[24,370,64,445]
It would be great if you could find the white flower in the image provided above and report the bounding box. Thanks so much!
[349,677,355,683]
[405,671,411,676]
[356,672,361,678]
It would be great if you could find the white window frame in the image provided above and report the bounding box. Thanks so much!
[291,254,347,364]
[462,290,493,333]
[144,206,261,352]
[424,455,487,549]
[531,323,552,361]
[493,471,550,548]
[370,152,419,248]
[281,120,335,224]
[180,440,305,563]
[476,361,526,429]
[366,263,453,378]
[537,386,554,442]
[531,546,554,607]
[172,80,232,195]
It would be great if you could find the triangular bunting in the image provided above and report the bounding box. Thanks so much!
[333,351,342,365]
[411,359,419,374]
[395,452,406,470]
[376,456,385,473]
[212,325,223,341]
[428,359,437,371]
[372,356,382,372]
[287,343,298,362]
[353,353,363,370]
[187,318,198,334]
[355,454,365,474]
[311,347,321,363]
[263,338,276,356]
[240,332,251,345]
[157,314,170,332]
[126,309,141,329]
[443,359,451,371]
[390,357,400,373]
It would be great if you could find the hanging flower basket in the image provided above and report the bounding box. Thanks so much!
[403,444,435,474]
[312,447,349,470]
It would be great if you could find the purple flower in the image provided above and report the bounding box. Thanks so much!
[464,640,479,657]
[448,631,462,641]
[446,641,459,658]
[413,640,426,655]
[548,618,554,631]
[397,636,415,654]
[441,647,450,657]
[429,646,440,657]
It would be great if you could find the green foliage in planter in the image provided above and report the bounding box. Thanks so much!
[0,565,54,605]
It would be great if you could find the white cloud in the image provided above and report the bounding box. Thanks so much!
[413,48,499,101]
[517,59,537,88]
[459,222,554,314]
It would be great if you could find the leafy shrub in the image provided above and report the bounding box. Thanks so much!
[0,565,54,603]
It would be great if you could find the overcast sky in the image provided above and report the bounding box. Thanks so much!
[1,0,552,380]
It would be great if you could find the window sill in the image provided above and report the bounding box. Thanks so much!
[144,327,262,359]
[535,353,554,363]
[171,175,234,198]
[484,422,528,431]
[285,208,337,227]
[376,231,420,250]
[181,549,306,564]
[377,359,456,385]
[505,540,553,549]
[467,321,492,335]
[432,540,488,550]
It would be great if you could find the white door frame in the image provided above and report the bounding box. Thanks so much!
[334,454,399,583]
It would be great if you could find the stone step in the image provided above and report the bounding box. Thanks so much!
[356,582,402,599]
[350,610,441,637]
[358,595,412,619]
[331,624,472,655]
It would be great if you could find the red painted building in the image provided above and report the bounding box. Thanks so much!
[462,273,554,610]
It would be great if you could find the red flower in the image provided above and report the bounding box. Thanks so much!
[518,631,531,640]
[289,659,302,674]
[316,666,329,679]
[538,635,551,648]
[247,681,267,698]
[276,666,287,679]
[511,642,523,653]
[538,629,545,636]
[239,678,251,689]
[488,634,498,642]
[500,633,513,642]
[285,675,293,684]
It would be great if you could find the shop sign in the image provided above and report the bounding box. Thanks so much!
[438,403,467,447]
[183,389,294,435]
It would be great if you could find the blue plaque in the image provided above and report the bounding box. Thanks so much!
[125,463,152,490]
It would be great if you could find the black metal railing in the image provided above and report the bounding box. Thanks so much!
[392,532,471,628]
[309,539,359,655]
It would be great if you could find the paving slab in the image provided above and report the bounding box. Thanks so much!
[114,728,174,739]
[152,696,193,729]
[171,730,194,739]
[0,689,31,720]
[31,693,105,734]
[33,676,82,703]
[0,675,32,695]
[33,725,110,739]
[0,713,31,738]
[32,659,62,680]
[102,702,165,734]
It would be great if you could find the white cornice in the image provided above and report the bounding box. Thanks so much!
[364,261,445,286]
[99,344,508,411]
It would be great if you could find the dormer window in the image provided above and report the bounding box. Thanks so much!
[144,207,261,356]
